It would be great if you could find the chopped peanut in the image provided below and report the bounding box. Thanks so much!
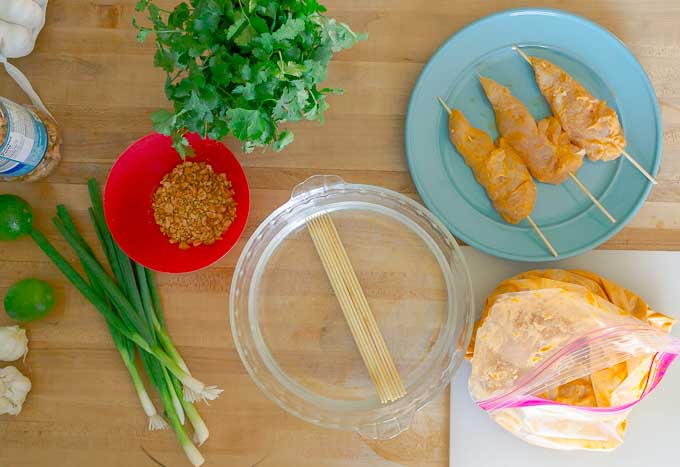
[152,161,236,249]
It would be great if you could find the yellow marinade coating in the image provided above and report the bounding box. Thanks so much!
[479,76,584,184]
[448,109,536,224]
[530,57,626,162]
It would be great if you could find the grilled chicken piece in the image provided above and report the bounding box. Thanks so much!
[480,76,584,184]
[448,108,537,224]
[530,57,626,162]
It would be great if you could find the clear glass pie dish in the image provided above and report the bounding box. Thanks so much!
[230,175,474,439]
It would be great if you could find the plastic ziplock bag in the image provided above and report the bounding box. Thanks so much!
[469,285,680,451]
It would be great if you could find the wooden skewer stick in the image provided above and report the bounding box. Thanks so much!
[438,97,558,257]
[437,96,452,114]
[513,45,532,64]
[570,175,616,223]
[513,45,658,186]
[621,150,657,185]
[568,173,616,223]
[527,216,558,258]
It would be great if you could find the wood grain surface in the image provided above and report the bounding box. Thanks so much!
[1,1,679,466]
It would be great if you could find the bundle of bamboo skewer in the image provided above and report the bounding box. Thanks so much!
[306,213,406,404]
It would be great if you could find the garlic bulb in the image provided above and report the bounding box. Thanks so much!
[0,325,28,361]
[0,366,31,415]
[0,0,47,58]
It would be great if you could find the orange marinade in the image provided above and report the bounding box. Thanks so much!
[530,57,626,162]
[447,108,536,224]
[480,76,584,184]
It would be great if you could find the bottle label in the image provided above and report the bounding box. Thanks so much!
[0,97,48,177]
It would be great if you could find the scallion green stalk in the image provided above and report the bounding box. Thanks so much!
[55,207,168,431]
[32,227,219,400]
[119,338,168,431]
[135,263,189,373]
[171,373,210,445]
[146,268,164,326]
[87,180,216,400]
[35,183,217,464]
[141,349,204,466]
[159,376,205,467]
[30,229,148,349]
[163,366,186,425]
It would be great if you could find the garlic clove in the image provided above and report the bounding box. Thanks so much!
[0,325,29,361]
[0,366,31,415]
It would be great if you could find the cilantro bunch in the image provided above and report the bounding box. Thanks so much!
[134,0,366,156]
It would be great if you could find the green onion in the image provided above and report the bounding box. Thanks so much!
[34,217,216,402]
[29,229,147,349]
[32,181,219,465]
[171,373,210,445]
[163,366,186,425]
[158,369,205,467]
[56,206,168,431]
[120,339,168,431]
[87,179,210,398]
[140,348,201,464]
[146,268,164,326]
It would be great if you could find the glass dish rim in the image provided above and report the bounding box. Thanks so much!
[229,175,475,438]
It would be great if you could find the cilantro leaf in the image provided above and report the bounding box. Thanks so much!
[274,129,294,152]
[227,108,266,141]
[153,47,178,72]
[168,3,190,28]
[136,28,151,42]
[234,24,258,47]
[272,18,305,41]
[135,0,149,13]
[193,0,222,32]
[226,17,247,41]
[151,109,176,135]
[233,83,257,100]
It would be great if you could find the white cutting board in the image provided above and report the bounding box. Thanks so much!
[450,247,680,467]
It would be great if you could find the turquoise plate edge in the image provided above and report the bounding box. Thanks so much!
[404,7,662,262]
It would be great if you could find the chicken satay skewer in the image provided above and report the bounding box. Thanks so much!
[437,97,559,258]
[513,46,657,185]
[478,76,616,224]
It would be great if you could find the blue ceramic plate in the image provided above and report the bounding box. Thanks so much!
[405,8,661,262]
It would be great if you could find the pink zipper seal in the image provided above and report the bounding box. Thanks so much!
[477,325,680,412]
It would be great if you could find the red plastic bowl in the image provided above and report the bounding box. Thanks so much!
[104,133,250,273]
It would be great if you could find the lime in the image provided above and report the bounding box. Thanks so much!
[4,279,56,322]
[0,194,33,241]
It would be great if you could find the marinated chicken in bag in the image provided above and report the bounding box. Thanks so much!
[467,270,679,451]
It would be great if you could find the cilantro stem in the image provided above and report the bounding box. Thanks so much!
[237,0,251,24]
[277,51,285,74]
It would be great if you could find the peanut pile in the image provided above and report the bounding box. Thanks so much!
[152,161,237,249]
